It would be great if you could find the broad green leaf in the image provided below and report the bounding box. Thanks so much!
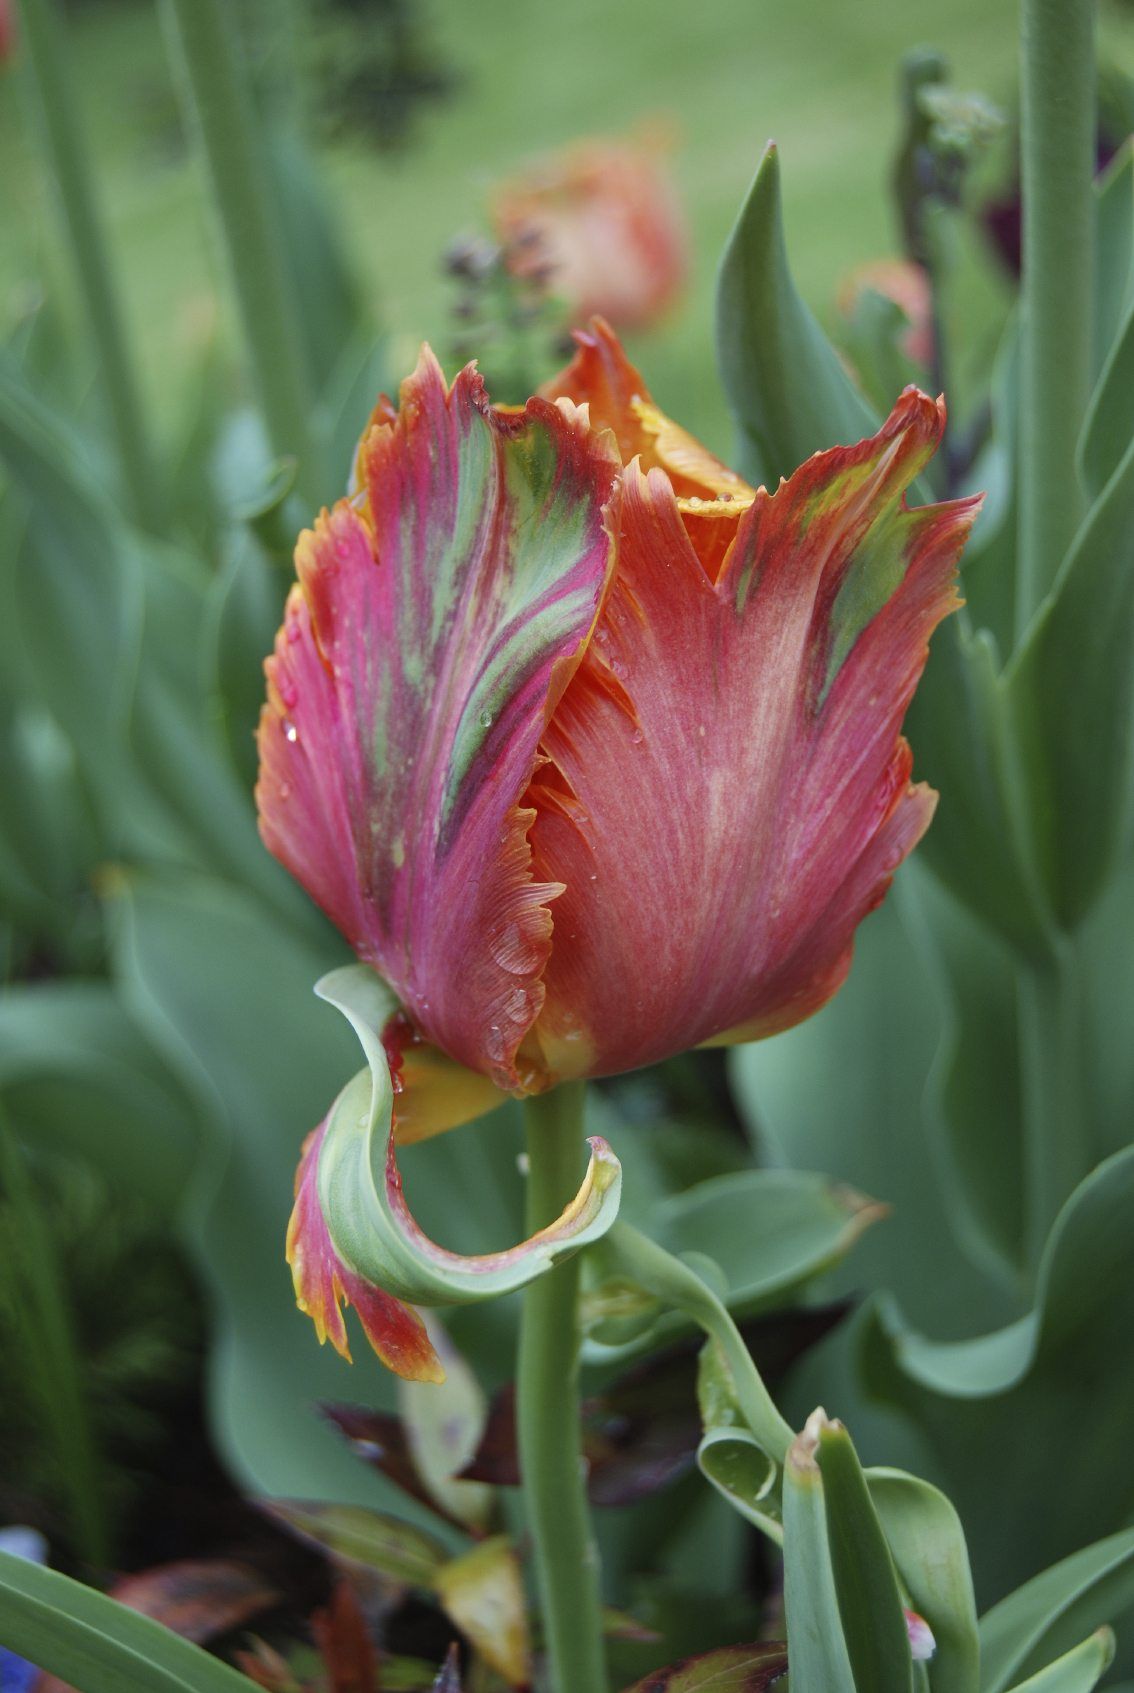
[715,142,878,487]
[879,1146,1134,1397]
[0,982,200,1217]
[0,1551,252,1693]
[817,1420,913,1693]
[902,875,1027,1290]
[867,1468,980,1693]
[655,1169,886,1317]
[619,1642,788,1692]
[434,1536,531,1688]
[263,1500,448,1587]
[731,890,1016,1343]
[862,1146,1134,1605]
[1002,1631,1115,1693]
[979,1530,1134,1693]
[781,1417,856,1693]
[1009,431,1134,925]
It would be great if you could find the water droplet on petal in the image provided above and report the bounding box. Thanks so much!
[478,709,493,729]
[284,719,298,743]
[279,677,299,710]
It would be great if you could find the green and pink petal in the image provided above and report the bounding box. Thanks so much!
[257,348,619,1089]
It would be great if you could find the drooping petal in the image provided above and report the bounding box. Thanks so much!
[541,318,751,501]
[288,966,622,1377]
[527,389,978,1081]
[287,1120,444,1382]
[257,349,619,1088]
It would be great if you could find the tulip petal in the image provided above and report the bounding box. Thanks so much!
[528,389,979,1080]
[287,1120,444,1382]
[542,318,751,501]
[257,349,619,1088]
[287,966,622,1376]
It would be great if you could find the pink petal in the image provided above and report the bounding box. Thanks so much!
[527,389,979,1080]
[257,349,618,1087]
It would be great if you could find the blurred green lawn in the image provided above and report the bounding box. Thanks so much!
[2,0,1133,457]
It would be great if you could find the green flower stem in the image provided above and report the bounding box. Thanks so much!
[1015,0,1097,637]
[1019,945,1088,1271]
[160,0,325,505]
[518,1084,607,1693]
[605,1221,795,1465]
[16,0,164,533]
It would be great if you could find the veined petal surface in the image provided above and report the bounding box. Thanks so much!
[527,389,979,1081]
[257,350,619,1087]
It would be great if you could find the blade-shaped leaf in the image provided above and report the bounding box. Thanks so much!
[781,1417,856,1693]
[262,1500,449,1587]
[620,1642,788,1691]
[979,1530,1134,1693]
[1002,1631,1115,1693]
[0,1551,253,1693]
[867,1468,980,1693]
[716,142,878,487]
[816,1419,913,1693]
[1009,432,1134,925]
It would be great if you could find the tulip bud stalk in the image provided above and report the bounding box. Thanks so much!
[517,1083,608,1693]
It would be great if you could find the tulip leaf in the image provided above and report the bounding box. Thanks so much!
[1009,428,1134,925]
[0,1550,252,1693]
[696,1341,779,1539]
[397,1318,493,1531]
[1092,140,1133,376]
[0,982,201,1217]
[867,1467,980,1693]
[781,1420,857,1693]
[263,1500,450,1587]
[716,142,878,487]
[979,1530,1134,1693]
[315,963,621,1306]
[816,1420,914,1693]
[434,1536,531,1688]
[658,1168,887,1315]
[1079,292,1134,499]
[619,1642,788,1692]
[1002,1632,1116,1693]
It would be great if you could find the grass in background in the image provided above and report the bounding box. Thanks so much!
[2,0,1132,458]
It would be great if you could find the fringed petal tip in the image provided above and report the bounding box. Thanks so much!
[286,1121,445,1383]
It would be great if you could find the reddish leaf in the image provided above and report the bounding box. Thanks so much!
[234,1640,305,1692]
[620,1641,788,1691]
[321,1402,470,1531]
[460,1305,852,1505]
[310,1580,379,1693]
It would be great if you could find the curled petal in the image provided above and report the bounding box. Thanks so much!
[904,1608,936,1662]
[542,318,751,501]
[289,966,621,1374]
[287,1121,443,1382]
[528,388,978,1081]
[257,349,619,1088]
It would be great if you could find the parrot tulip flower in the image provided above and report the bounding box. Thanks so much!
[492,135,688,332]
[257,320,979,1374]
